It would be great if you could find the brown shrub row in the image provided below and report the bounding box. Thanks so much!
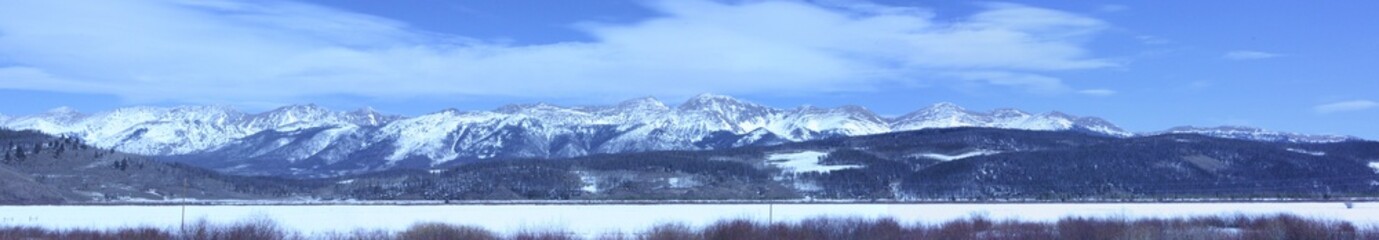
[1,213,1375,240]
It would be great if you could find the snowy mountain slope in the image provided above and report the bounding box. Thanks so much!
[1,94,1353,177]
[187,95,1144,176]
[3,107,87,134]
[0,105,395,156]
[767,105,890,141]
[890,103,1132,137]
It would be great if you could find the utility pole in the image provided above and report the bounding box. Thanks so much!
[768,203,774,225]
[181,177,187,235]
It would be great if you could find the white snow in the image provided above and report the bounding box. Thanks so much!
[0,203,1376,237]
[665,177,699,188]
[576,172,599,193]
[1286,148,1326,156]
[889,103,1130,137]
[767,151,861,174]
[0,105,384,156]
[916,150,1001,161]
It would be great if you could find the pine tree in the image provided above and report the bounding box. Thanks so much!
[53,143,66,158]
[113,159,128,171]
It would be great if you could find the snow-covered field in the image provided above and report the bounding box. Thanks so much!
[0,203,1375,236]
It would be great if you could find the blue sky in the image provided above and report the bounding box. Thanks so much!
[0,0,1375,138]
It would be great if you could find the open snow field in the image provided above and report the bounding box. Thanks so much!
[1,203,1376,235]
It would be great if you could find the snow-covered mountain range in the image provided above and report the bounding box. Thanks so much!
[0,94,1355,176]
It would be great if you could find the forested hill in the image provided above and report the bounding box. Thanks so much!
[328,128,1379,201]
[3,127,1377,203]
[0,129,318,204]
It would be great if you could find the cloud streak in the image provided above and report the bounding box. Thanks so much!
[1077,89,1117,96]
[1314,100,1378,114]
[0,0,1113,104]
[1223,50,1280,60]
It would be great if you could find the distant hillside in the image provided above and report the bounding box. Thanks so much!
[0,129,318,204]
[324,128,1379,201]
[4,127,1376,203]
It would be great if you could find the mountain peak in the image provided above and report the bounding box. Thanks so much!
[906,102,971,117]
[614,96,669,111]
[1044,111,1074,119]
[352,106,379,114]
[678,93,760,111]
[690,93,736,101]
[437,108,463,114]
[169,105,239,113]
[276,103,324,110]
[924,102,965,112]
[991,108,1030,118]
[260,104,332,117]
[495,102,571,113]
[792,104,874,115]
[349,106,396,126]
[837,105,869,112]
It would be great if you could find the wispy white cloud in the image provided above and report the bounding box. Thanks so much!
[1223,50,1280,60]
[1077,89,1117,96]
[1098,4,1129,13]
[946,71,1072,94]
[1136,35,1170,45]
[1314,100,1378,114]
[0,0,1113,104]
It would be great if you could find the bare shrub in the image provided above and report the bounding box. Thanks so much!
[638,223,699,240]
[319,229,393,240]
[110,226,173,240]
[1057,216,1128,239]
[397,222,497,240]
[219,216,291,240]
[0,226,51,239]
[594,231,629,240]
[1,212,1375,240]
[511,229,576,240]
[865,218,909,240]
[180,218,217,240]
[1363,225,1379,240]
[701,219,766,240]
[985,221,1054,240]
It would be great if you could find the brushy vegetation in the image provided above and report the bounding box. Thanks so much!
[1,213,1376,240]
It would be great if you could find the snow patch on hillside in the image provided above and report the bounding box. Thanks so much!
[767,151,861,174]
[1285,148,1325,156]
[666,177,700,188]
[575,171,599,193]
[915,150,1001,161]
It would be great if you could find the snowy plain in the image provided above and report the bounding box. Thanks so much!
[1,203,1376,236]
